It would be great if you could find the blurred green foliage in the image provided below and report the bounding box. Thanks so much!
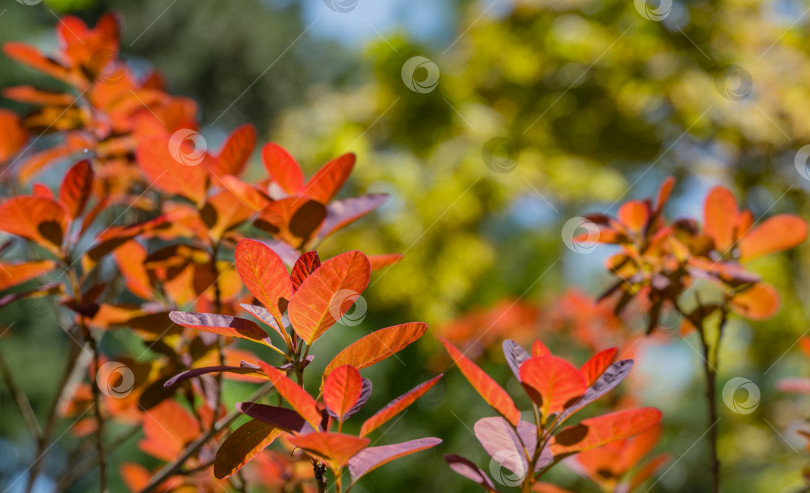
[1,0,809,492]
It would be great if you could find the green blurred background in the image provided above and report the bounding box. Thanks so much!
[1,0,809,491]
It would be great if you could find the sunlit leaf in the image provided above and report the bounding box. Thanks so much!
[168,311,271,345]
[0,109,28,164]
[368,253,404,271]
[729,282,780,320]
[288,250,370,345]
[262,142,304,195]
[739,215,807,261]
[208,124,256,178]
[288,432,369,472]
[520,355,586,417]
[235,239,293,328]
[214,419,282,479]
[263,366,323,430]
[579,347,618,386]
[503,339,530,382]
[323,365,363,422]
[0,196,68,254]
[552,408,663,455]
[316,194,388,240]
[560,359,634,421]
[360,375,442,437]
[444,454,497,492]
[442,338,520,426]
[704,186,738,252]
[291,251,321,291]
[0,260,57,291]
[325,322,428,378]
[474,416,528,477]
[305,153,355,203]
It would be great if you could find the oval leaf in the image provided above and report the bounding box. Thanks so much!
[214,419,282,479]
[360,374,442,437]
[325,322,428,378]
[348,437,441,484]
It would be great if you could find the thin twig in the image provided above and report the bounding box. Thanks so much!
[0,345,42,438]
[57,425,141,490]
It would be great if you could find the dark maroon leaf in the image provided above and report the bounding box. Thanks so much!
[168,311,269,342]
[236,402,306,434]
[291,251,321,291]
[164,365,261,387]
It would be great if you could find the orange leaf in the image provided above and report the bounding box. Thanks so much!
[739,215,807,261]
[201,189,253,240]
[220,175,271,211]
[0,260,57,291]
[360,374,442,437]
[617,200,649,234]
[441,338,521,426]
[729,282,780,320]
[263,366,323,430]
[58,160,94,219]
[16,146,74,183]
[305,153,355,203]
[135,135,209,203]
[323,365,363,422]
[235,239,293,328]
[520,355,587,416]
[262,142,305,195]
[214,419,282,479]
[551,408,662,455]
[704,186,739,252]
[0,196,68,255]
[2,85,74,107]
[288,432,369,472]
[532,340,551,357]
[3,42,73,85]
[324,322,428,378]
[288,250,370,345]
[655,176,675,212]
[0,109,28,164]
[208,124,256,178]
[579,348,618,387]
[139,400,200,461]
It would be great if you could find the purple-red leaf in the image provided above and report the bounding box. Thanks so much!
[360,375,442,437]
[445,455,497,491]
[348,437,441,484]
[236,402,307,433]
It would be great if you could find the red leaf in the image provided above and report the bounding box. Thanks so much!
[139,400,200,461]
[16,146,73,184]
[560,360,634,421]
[323,365,363,422]
[58,160,94,219]
[291,251,322,291]
[262,142,304,195]
[551,408,663,455]
[135,134,209,202]
[0,260,57,291]
[0,196,68,255]
[360,374,442,437]
[532,340,551,357]
[0,109,28,164]
[579,348,618,386]
[739,215,807,261]
[235,239,293,328]
[214,419,282,479]
[3,42,73,85]
[441,338,521,426]
[288,432,369,472]
[368,253,404,271]
[324,322,428,378]
[617,200,650,233]
[288,250,370,345]
[168,311,271,345]
[305,153,355,203]
[263,366,323,430]
[209,124,256,178]
[445,455,497,491]
[348,437,441,484]
[520,355,587,417]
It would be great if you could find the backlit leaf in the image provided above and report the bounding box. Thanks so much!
[503,339,530,381]
[263,367,323,430]
[552,408,663,455]
[474,416,528,477]
[288,250,370,345]
[255,197,326,248]
[58,160,94,219]
[0,260,57,291]
[445,455,497,491]
[0,109,28,164]
[520,355,586,417]
[368,253,404,271]
[291,251,321,291]
[0,196,68,254]
[288,432,369,472]
[316,194,388,241]
[323,364,363,422]
[739,215,807,261]
[168,311,271,345]
[208,124,256,178]
[360,374,442,437]
[214,419,282,479]
[325,322,428,378]
[729,282,780,320]
[262,142,304,195]
[305,153,355,203]
[560,359,634,421]
[235,239,293,328]
[579,347,618,386]
[442,338,520,426]
[704,186,738,252]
